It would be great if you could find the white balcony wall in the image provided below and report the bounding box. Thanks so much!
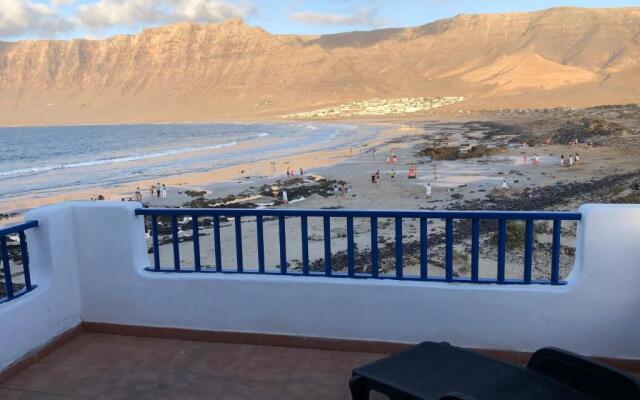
[0,204,82,371]
[2,201,640,373]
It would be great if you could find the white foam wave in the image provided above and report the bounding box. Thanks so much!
[0,141,238,177]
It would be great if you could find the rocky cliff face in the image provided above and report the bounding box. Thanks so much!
[0,7,639,125]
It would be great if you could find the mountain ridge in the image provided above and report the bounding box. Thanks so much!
[0,6,639,125]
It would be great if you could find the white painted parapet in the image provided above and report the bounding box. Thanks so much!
[0,204,83,370]
[1,202,640,372]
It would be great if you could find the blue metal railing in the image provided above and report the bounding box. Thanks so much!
[135,208,581,285]
[0,220,39,303]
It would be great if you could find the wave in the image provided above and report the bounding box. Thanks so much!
[0,140,238,178]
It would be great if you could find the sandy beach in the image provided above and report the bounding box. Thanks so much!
[3,106,640,283]
[130,108,640,283]
[0,122,393,218]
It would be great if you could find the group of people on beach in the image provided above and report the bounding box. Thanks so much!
[371,170,381,183]
[522,153,541,165]
[286,166,304,177]
[142,182,167,199]
[560,153,580,167]
[128,184,164,203]
[334,183,350,199]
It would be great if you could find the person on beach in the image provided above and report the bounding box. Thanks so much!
[502,179,510,190]
[156,182,161,198]
[334,184,340,199]
[375,170,381,183]
[569,155,574,167]
[408,165,417,179]
[532,154,540,166]
[161,184,167,198]
[282,190,288,205]
[575,153,580,164]
[390,169,396,179]
[372,147,376,157]
[299,167,304,176]
[371,173,376,184]
[560,155,565,167]
[286,167,291,177]
[387,151,397,165]
[150,185,155,197]
[425,182,432,199]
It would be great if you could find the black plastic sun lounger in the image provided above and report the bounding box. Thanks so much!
[349,342,640,400]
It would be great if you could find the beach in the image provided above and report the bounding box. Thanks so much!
[0,122,386,218]
[3,106,640,282]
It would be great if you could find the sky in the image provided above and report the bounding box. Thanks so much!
[0,0,638,41]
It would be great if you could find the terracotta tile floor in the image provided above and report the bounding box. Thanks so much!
[0,333,390,399]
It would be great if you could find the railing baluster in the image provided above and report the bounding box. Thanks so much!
[323,216,332,275]
[370,216,378,278]
[395,217,403,279]
[18,231,32,290]
[1,237,14,299]
[214,216,222,272]
[171,216,180,271]
[445,218,454,282]
[419,218,428,280]
[301,216,309,275]
[235,216,243,272]
[551,219,561,284]
[347,216,355,277]
[524,219,534,283]
[151,215,160,271]
[471,218,480,282]
[279,216,287,274]
[256,215,265,273]
[497,219,506,283]
[192,216,201,272]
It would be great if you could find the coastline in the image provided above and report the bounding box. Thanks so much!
[2,110,640,281]
[0,122,404,221]
[2,108,639,225]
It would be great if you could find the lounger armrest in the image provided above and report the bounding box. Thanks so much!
[527,347,640,399]
[439,392,479,400]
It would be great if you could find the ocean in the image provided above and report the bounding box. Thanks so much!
[0,122,379,202]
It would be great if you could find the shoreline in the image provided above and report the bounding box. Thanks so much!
[3,112,640,281]
[2,107,640,224]
[0,122,404,221]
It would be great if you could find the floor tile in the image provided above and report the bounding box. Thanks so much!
[0,388,88,400]
[2,333,391,400]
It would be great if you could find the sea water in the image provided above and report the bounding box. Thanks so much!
[0,122,378,201]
